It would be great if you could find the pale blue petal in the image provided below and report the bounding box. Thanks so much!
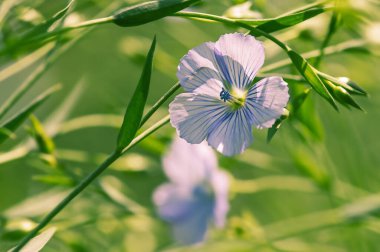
[153,184,214,245]
[169,92,229,144]
[246,77,289,129]
[163,137,218,187]
[214,33,265,89]
[177,42,223,92]
[207,109,254,156]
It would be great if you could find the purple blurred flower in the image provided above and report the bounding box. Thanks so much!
[169,33,289,156]
[153,137,229,245]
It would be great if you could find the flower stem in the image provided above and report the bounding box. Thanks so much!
[12,150,120,251]
[13,115,170,251]
[140,82,180,127]
[173,11,290,51]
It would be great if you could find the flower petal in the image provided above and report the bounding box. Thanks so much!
[177,42,222,92]
[214,33,265,89]
[153,184,214,245]
[169,92,228,145]
[207,109,254,156]
[246,77,289,129]
[163,137,218,186]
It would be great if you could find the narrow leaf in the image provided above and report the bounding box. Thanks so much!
[29,115,55,154]
[267,109,289,143]
[21,0,74,40]
[113,0,201,27]
[0,85,60,145]
[8,227,56,252]
[117,36,156,150]
[287,50,338,110]
[240,7,329,34]
[291,88,311,113]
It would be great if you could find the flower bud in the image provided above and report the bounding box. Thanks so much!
[332,85,363,111]
[113,0,200,27]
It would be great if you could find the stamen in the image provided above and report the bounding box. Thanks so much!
[220,88,231,102]
[220,87,247,110]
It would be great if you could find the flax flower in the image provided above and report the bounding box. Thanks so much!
[153,137,229,245]
[170,33,289,156]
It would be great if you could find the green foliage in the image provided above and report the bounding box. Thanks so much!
[241,6,330,33]
[0,85,60,145]
[117,36,156,151]
[0,0,378,251]
[7,228,56,252]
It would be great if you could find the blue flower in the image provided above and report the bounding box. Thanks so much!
[153,137,229,245]
[170,33,289,156]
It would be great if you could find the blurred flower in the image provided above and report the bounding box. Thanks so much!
[170,33,289,156]
[153,137,229,245]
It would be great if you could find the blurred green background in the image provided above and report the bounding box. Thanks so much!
[1,0,380,251]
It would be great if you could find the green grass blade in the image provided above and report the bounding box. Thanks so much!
[116,36,156,151]
[0,85,60,145]
[29,115,55,155]
[0,51,56,121]
[21,0,74,40]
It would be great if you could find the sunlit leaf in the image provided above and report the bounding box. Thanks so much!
[0,85,60,145]
[240,7,329,34]
[113,0,201,27]
[29,115,55,155]
[7,227,56,252]
[33,174,73,186]
[116,36,156,150]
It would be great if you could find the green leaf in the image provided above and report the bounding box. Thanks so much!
[267,109,289,143]
[239,7,329,33]
[292,148,331,190]
[21,0,74,40]
[287,50,338,110]
[116,36,156,150]
[0,85,60,145]
[7,227,56,252]
[113,0,201,27]
[29,115,55,154]
[291,88,311,113]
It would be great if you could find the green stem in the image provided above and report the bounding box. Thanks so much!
[13,150,120,251]
[314,11,339,67]
[33,16,115,41]
[140,82,180,127]
[260,39,366,73]
[13,115,170,251]
[173,11,289,51]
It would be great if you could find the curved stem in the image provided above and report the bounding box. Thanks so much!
[140,82,180,127]
[13,115,170,251]
[173,11,289,51]
[13,150,120,251]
